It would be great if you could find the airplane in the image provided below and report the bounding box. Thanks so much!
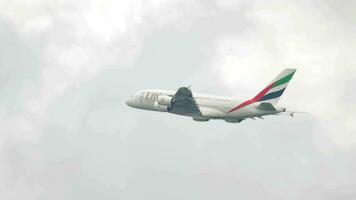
[126,68,297,123]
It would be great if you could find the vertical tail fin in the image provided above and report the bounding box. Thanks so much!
[253,68,296,105]
[227,68,296,113]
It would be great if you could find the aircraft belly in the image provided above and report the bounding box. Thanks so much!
[199,107,225,118]
[225,108,260,119]
[140,102,156,111]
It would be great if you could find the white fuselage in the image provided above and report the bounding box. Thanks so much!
[126,89,285,122]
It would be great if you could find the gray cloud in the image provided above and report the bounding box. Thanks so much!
[1,0,356,199]
[0,22,41,114]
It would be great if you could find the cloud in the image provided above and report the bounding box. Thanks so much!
[207,1,356,150]
[1,0,356,199]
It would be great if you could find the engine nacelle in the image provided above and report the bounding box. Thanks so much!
[157,95,173,106]
[154,101,168,112]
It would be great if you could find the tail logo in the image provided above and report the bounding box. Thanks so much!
[228,70,296,113]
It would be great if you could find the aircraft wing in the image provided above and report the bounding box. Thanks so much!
[168,87,202,116]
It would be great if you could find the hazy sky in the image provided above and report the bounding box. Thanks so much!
[1,0,356,199]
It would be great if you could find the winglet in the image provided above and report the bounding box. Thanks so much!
[187,84,192,91]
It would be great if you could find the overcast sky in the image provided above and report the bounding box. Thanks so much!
[1,0,356,199]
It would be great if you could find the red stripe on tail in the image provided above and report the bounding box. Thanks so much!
[227,83,274,113]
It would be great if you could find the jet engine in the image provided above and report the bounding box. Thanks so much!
[154,101,168,112]
[157,95,173,106]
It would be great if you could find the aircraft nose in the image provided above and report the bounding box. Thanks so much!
[126,97,135,107]
[126,99,132,107]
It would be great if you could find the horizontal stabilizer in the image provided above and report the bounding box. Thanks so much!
[256,102,277,111]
